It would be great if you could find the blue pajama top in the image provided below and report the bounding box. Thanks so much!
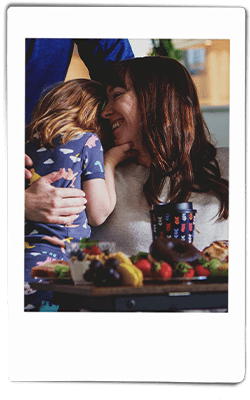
[25,132,105,248]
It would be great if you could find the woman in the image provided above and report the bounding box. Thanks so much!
[90,56,229,254]
[25,56,229,256]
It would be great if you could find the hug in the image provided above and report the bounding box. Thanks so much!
[25,43,228,311]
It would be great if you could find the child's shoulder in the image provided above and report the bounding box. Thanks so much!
[57,131,100,151]
[70,131,100,145]
[69,131,102,151]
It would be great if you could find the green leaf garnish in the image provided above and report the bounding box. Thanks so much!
[54,264,70,279]
[151,261,162,272]
[175,262,192,273]
[198,256,209,265]
[130,251,149,264]
[79,238,99,249]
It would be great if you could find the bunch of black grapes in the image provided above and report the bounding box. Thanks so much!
[84,258,121,286]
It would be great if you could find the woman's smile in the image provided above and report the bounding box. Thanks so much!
[101,76,151,167]
[101,81,141,147]
[112,119,124,132]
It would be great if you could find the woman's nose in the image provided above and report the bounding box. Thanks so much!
[101,102,113,119]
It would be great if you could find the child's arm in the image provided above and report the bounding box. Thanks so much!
[82,142,137,226]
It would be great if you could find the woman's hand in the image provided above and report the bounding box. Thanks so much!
[25,170,87,224]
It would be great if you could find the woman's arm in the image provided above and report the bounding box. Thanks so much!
[83,142,137,226]
[25,154,87,224]
[25,170,87,224]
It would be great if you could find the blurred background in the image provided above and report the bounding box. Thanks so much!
[65,39,230,148]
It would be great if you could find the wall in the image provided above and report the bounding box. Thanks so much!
[173,39,230,107]
[65,43,90,81]
[202,106,229,148]
[173,39,230,149]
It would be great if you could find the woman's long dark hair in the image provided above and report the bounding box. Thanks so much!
[103,56,228,220]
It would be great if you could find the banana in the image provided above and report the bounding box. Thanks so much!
[111,252,143,287]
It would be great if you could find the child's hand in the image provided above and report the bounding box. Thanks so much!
[25,154,33,179]
[84,142,138,226]
[104,142,138,169]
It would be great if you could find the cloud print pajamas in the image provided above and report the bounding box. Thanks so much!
[25,132,105,310]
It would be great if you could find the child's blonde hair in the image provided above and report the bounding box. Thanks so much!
[26,79,105,147]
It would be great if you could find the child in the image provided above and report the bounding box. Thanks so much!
[24,78,131,311]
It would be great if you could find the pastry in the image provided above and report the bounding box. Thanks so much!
[202,240,228,262]
[149,237,201,265]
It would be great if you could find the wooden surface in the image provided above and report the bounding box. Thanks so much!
[31,280,228,297]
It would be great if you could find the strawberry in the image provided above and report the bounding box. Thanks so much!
[173,262,194,278]
[194,255,209,265]
[135,258,152,277]
[185,268,195,278]
[195,264,211,277]
[88,245,101,255]
[82,248,91,254]
[130,252,149,264]
[158,262,172,279]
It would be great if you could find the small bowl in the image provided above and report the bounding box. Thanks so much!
[65,241,116,285]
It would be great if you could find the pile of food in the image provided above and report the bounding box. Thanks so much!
[83,252,143,287]
[30,238,228,287]
[30,241,144,287]
[132,238,228,280]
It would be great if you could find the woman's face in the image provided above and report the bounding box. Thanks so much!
[101,78,142,149]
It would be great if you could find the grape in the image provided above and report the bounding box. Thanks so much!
[89,259,103,271]
[77,250,85,261]
[83,269,94,282]
[104,258,119,270]
[93,268,108,286]
[91,263,122,287]
[93,272,108,287]
[112,270,121,281]
[109,270,121,285]
[103,267,115,277]
[102,267,121,286]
